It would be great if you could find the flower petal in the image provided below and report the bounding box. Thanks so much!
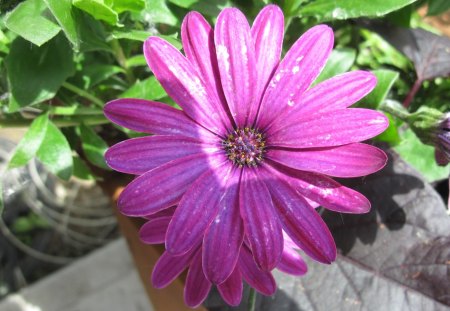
[215,8,258,127]
[184,250,212,308]
[251,5,284,104]
[217,267,243,306]
[268,70,377,130]
[267,163,371,213]
[268,108,389,148]
[106,135,218,175]
[166,163,232,255]
[277,246,308,276]
[262,167,336,264]
[139,216,171,244]
[267,143,387,178]
[144,36,228,134]
[118,153,221,216]
[143,206,176,220]
[151,249,196,289]
[240,168,283,271]
[256,25,334,129]
[181,12,232,127]
[238,246,276,296]
[104,98,214,140]
[203,168,243,284]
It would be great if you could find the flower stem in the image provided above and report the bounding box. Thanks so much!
[62,82,104,108]
[403,79,422,108]
[110,39,135,84]
[0,115,109,128]
[248,287,257,311]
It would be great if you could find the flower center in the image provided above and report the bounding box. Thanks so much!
[222,128,266,167]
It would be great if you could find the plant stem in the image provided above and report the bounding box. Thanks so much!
[62,82,104,108]
[403,79,422,108]
[380,100,411,121]
[110,39,135,84]
[49,106,104,116]
[248,287,257,311]
[0,115,109,128]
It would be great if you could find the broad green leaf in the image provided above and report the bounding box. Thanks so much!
[44,0,80,50]
[394,128,449,182]
[141,0,178,26]
[126,55,146,67]
[8,114,49,168]
[374,113,401,145]
[105,0,145,13]
[427,0,450,16]
[5,35,75,110]
[36,121,73,180]
[167,0,199,8]
[79,124,110,169]
[0,184,3,215]
[73,0,119,26]
[119,76,167,100]
[82,64,125,89]
[0,29,10,54]
[361,69,399,109]
[314,47,356,84]
[112,31,182,49]
[283,0,308,16]
[74,8,112,52]
[298,0,418,21]
[72,156,95,180]
[4,0,61,46]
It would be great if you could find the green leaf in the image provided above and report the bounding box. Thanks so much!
[105,0,145,13]
[79,124,110,169]
[72,156,95,180]
[427,0,450,16]
[8,114,49,168]
[314,47,356,85]
[141,0,178,26]
[112,31,182,49]
[36,121,73,180]
[167,0,199,8]
[82,64,125,89]
[119,76,167,101]
[394,128,449,182]
[73,0,119,26]
[5,35,75,110]
[361,69,399,109]
[298,0,418,21]
[44,0,80,50]
[4,0,61,46]
[126,55,146,67]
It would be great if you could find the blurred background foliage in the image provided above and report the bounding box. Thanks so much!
[0,0,449,192]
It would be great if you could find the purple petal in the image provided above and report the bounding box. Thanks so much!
[151,248,196,288]
[184,250,212,308]
[256,25,334,129]
[106,135,218,175]
[262,166,336,264]
[144,206,176,220]
[267,163,371,213]
[165,163,232,255]
[238,246,276,296]
[104,99,215,140]
[118,153,222,216]
[240,169,283,271]
[267,143,387,178]
[139,216,171,244]
[144,36,228,134]
[277,244,307,276]
[203,168,243,284]
[269,70,377,130]
[215,8,258,127]
[217,267,243,306]
[251,5,284,104]
[181,12,232,127]
[268,108,389,148]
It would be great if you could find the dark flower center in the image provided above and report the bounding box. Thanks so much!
[222,128,266,167]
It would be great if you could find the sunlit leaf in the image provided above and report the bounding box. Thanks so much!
[79,123,110,170]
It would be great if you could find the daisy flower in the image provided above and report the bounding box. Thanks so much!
[104,4,388,287]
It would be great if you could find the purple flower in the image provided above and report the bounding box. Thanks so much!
[140,208,306,307]
[105,3,388,293]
